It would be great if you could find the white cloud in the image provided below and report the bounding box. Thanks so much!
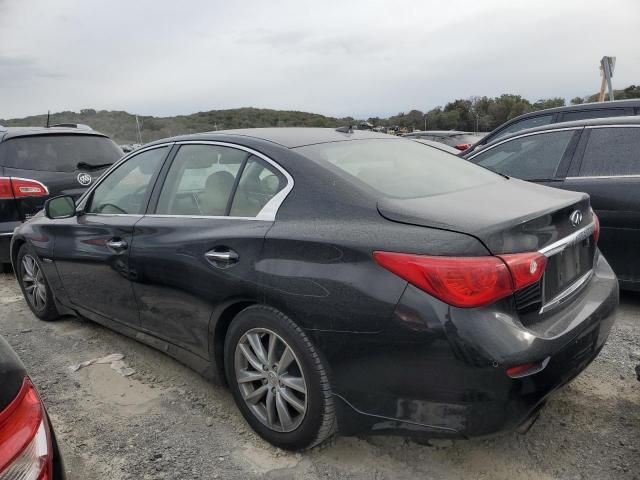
[1,0,638,119]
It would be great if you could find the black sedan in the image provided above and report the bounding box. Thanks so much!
[0,335,64,478]
[11,128,618,450]
[465,116,640,291]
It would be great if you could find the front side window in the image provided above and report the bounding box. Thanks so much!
[87,147,167,214]
[156,144,248,216]
[472,130,574,180]
[579,127,640,176]
[491,114,553,142]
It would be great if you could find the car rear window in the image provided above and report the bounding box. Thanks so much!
[0,134,123,172]
[296,139,501,198]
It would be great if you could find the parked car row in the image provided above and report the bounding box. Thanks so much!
[2,99,636,460]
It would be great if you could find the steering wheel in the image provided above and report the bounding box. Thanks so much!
[97,203,127,214]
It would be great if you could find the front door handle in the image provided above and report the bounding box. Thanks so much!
[205,248,239,268]
[106,239,128,252]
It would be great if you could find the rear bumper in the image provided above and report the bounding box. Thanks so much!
[315,253,618,438]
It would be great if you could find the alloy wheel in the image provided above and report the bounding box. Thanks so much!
[21,254,47,311]
[234,328,308,432]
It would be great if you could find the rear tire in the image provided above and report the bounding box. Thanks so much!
[224,305,336,450]
[15,245,60,321]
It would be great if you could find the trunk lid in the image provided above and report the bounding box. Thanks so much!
[378,177,591,254]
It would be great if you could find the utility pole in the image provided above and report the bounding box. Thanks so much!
[135,115,143,144]
[598,56,616,102]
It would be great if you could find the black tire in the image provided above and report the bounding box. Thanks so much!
[224,305,336,450]
[15,244,60,321]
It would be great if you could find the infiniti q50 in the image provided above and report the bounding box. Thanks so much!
[11,128,618,450]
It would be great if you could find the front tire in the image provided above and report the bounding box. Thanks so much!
[224,305,336,450]
[16,245,60,321]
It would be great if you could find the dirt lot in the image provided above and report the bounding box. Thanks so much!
[1,271,638,480]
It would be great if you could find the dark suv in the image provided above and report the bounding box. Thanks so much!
[0,125,122,268]
[463,99,640,156]
[466,116,640,290]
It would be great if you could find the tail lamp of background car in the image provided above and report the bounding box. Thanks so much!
[0,379,52,480]
[373,251,548,308]
[454,143,471,151]
[0,178,49,199]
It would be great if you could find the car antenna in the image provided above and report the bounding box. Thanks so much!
[335,125,353,133]
[46,110,50,128]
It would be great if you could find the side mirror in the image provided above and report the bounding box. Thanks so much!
[45,195,77,219]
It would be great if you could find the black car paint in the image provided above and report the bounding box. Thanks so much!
[11,129,618,439]
[463,99,640,156]
[0,127,121,263]
[466,116,640,291]
[0,335,65,478]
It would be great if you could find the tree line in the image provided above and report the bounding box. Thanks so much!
[2,85,638,143]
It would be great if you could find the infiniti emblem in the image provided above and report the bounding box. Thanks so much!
[77,172,92,186]
[570,210,583,227]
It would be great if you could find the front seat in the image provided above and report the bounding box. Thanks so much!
[199,170,235,216]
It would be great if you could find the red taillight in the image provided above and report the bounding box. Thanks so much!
[373,252,513,307]
[592,210,600,243]
[0,177,49,199]
[373,251,548,308]
[497,252,547,290]
[454,143,471,151]
[0,378,52,480]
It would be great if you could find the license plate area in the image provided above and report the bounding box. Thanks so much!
[543,237,595,303]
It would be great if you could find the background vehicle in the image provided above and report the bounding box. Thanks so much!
[0,125,122,269]
[463,99,640,156]
[402,130,482,150]
[466,116,640,291]
[11,128,617,451]
[0,334,64,479]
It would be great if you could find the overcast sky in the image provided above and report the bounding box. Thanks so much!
[1,0,639,119]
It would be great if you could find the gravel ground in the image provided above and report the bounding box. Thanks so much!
[1,271,638,480]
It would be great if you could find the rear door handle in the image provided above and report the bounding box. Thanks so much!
[106,239,128,251]
[205,248,239,268]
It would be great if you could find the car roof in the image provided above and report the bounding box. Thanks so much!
[478,115,640,150]
[502,99,640,123]
[145,127,397,149]
[0,126,108,142]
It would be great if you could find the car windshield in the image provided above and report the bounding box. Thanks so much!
[296,139,501,198]
[1,135,123,172]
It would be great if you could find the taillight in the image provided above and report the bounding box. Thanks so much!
[592,210,600,243]
[0,379,52,480]
[497,252,547,290]
[0,177,49,199]
[373,251,548,308]
[454,143,471,151]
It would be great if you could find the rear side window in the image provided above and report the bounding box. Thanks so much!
[491,114,553,142]
[156,144,248,216]
[296,139,500,198]
[1,135,122,172]
[472,130,575,180]
[579,127,640,176]
[229,157,286,217]
[561,108,628,122]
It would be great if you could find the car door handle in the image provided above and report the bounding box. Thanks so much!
[205,248,239,268]
[106,239,128,251]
